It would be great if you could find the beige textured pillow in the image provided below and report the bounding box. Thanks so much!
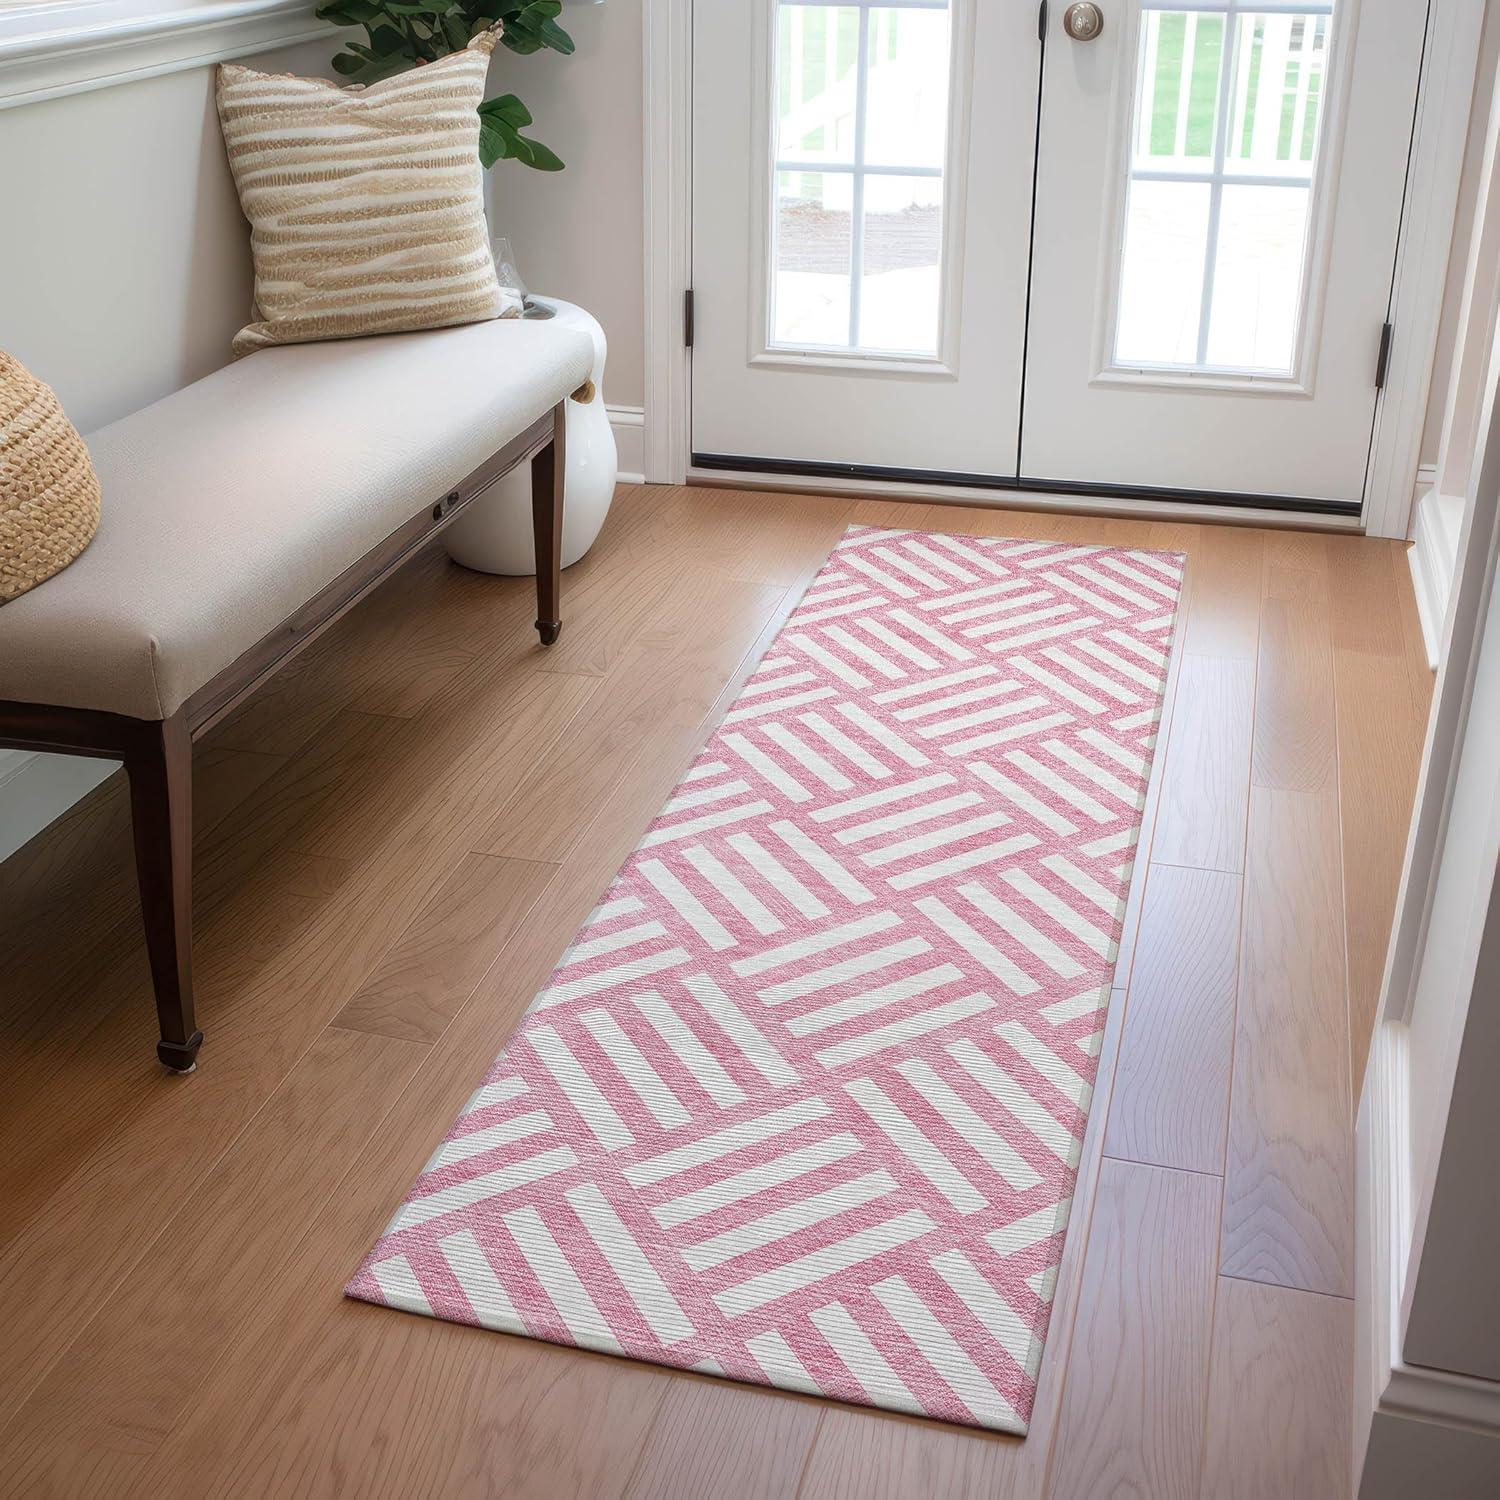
[0,352,101,605]
[216,33,510,358]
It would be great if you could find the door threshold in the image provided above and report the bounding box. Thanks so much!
[688,455,1366,531]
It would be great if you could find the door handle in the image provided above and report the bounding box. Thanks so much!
[1062,2,1104,41]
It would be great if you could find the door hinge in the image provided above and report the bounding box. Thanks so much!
[685,288,695,350]
[1375,321,1394,389]
[1038,0,1049,42]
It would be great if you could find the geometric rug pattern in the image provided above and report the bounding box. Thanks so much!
[347,524,1185,1433]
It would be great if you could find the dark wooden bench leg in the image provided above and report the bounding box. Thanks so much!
[532,400,566,646]
[125,710,201,1072]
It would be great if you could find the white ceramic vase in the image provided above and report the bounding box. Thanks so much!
[444,297,617,575]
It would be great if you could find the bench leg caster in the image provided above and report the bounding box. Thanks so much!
[535,620,562,646]
[157,1031,204,1074]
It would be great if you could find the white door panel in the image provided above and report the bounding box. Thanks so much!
[691,0,1428,509]
[692,0,1040,476]
[1022,0,1425,502]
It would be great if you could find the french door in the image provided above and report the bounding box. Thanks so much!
[691,0,1428,510]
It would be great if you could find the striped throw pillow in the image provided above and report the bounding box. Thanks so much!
[216,33,511,358]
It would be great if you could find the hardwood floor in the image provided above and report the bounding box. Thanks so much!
[0,484,1431,1498]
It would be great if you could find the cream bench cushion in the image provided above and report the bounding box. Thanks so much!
[0,319,593,721]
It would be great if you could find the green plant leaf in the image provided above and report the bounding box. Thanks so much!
[478,92,532,128]
[537,17,573,54]
[477,102,564,172]
[324,1,570,172]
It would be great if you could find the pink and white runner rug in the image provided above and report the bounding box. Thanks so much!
[348,524,1185,1433]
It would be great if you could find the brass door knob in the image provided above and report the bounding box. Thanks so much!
[1063,2,1104,41]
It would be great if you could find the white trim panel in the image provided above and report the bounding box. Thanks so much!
[642,0,692,484]
[1364,0,1486,539]
[609,404,645,486]
[1358,1023,1500,1456]
[1407,473,1462,670]
[0,0,339,110]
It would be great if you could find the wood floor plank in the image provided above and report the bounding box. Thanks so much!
[286,669,597,865]
[672,484,855,584]
[622,1380,822,1500]
[0,1026,429,1497]
[0,846,355,1413]
[1045,1159,1220,1500]
[532,492,690,678]
[1220,785,1353,1296]
[794,1412,1012,1500]
[478,568,787,864]
[1262,529,1329,573]
[1149,655,1254,873]
[1325,534,1407,658]
[1198,1277,1353,1500]
[1252,595,1336,793]
[1104,866,1241,1176]
[0,848,349,1255]
[1181,525,1263,660]
[332,852,557,1043]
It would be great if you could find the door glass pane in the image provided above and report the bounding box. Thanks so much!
[1113,3,1334,376]
[775,5,859,165]
[1115,180,1211,365]
[1132,11,1225,173]
[768,1,951,357]
[860,174,944,353]
[1204,183,1309,369]
[773,171,853,347]
[864,7,951,169]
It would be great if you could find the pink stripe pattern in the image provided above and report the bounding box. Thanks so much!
[348,525,1185,1433]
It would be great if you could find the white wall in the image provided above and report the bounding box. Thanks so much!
[486,0,646,409]
[0,37,332,432]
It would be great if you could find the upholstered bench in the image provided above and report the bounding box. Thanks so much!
[0,317,594,1072]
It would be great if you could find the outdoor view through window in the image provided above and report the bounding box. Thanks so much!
[1117,5,1334,375]
[771,2,952,357]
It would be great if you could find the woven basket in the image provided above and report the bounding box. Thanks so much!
[0,351,101,604]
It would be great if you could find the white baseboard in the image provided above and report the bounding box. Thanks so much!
[609,404,645,485]
[0,748,118,865]
[1407,470,1462,670]
[1356,1022,1500,1495]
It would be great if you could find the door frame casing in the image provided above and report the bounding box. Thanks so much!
[648,0,1480,536]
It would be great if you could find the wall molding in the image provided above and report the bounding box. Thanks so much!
[608,404,645,485]
[0,0,338,111]
[1408,471,1462,669]
[641,0,691,484]
[1360,1023,1500,1450]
